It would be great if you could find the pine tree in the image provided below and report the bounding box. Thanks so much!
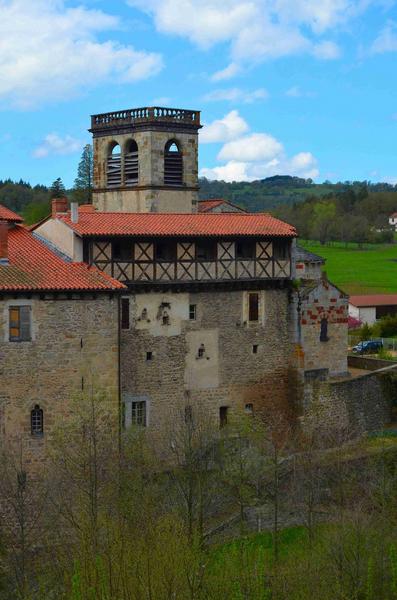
[50,177,66,199]
[73,144,93,204]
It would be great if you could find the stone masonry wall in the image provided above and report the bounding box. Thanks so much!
[93,129,199,213]
[0,294,120,472]
[302,369,393,436]
[121,287,295,456]
[300,280,348,376]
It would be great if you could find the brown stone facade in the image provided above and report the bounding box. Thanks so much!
[0,294,120,472]
[120,287,295,454]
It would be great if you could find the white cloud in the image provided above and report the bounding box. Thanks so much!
[33,133,83,158]
[127,0,356,72]
[200,110,249,143]
[286,86,315,98]
[371,20,397,53]
[199,109,319,182]
[218,133,283,162]
[203,88,268,103]
[0,0,163,109]
[211,62,241,81]
[312,40,341,59]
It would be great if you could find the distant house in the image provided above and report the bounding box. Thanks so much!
[349,294,397,325]
[389,213,397,230]
[295,247,325,280]
[198,198,246,213]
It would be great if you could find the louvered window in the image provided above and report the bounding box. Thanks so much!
[124,140,138,186]
[9,306,31,342]
[31,405,43,436]
[164,140,183,186]
[107,143,121,187]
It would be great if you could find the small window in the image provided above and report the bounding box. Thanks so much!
[31,405,43,436]
[9,306,31,342]
[131,401,147,426]
[112,239,132,261]
[146,351,153,361]
[320,318,329,342]
[196,240,217,261]
[252,344,258,354]
[162,312,170,326]
[245,403,254,415]
[197,344,205,358]
[155,241,176,261]
[248,293,259,322]
[236,241,256,259]
[164,140,183,186]
[121,298,130,330]
[189,304,197,321]
[219,406,228,429]
[274,240,289,260]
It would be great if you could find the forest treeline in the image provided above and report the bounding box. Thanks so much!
[1,390,397,599]
[273,186,397,245]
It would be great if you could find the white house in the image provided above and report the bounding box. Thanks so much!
[389,213,397,230]
[349,294,397,325]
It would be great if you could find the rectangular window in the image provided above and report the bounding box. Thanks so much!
[219,406,228,429]
[121,298,130,329]
[112,239,132,261]
[9,306,31,342]
[196,240,217,261]
[155,241,176,261]
[248,293,259,322]
[131,401,147,426]
[274,240,289,260]
[189,304,197,320]
[320,318,329,342]
[146,351,153,361]
[252,344,258,354]
[236,240,256,259]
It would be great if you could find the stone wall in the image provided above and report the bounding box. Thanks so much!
[0,294,120,472]
[121,287,295,455]
[93,129,199,213]
[300,279,348,376]
[303,368,394,436]
[348,355,397,371]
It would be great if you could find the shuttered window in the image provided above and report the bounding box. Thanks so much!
[248,293,259,322]
[164,140,183,186]
[9,306,31,342]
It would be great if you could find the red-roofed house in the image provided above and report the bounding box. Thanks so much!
[0,205,124,471]
[349,294,397,325]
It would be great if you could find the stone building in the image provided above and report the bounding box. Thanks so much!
[1,105,351,467]
[0,203,124,471]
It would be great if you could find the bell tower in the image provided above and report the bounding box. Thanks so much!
[89,106,201,213]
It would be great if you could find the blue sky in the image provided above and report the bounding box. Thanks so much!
[0,0,397,187]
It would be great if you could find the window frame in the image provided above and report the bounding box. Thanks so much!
[189,304,197,321]
[131,400,147,427]
[320,318,329,342]
[31,405,44,437]
[236,240,256,260]
[248,293,259,323]
[219,406,228,429]
[121,297,130,330]
[9,305,31,342]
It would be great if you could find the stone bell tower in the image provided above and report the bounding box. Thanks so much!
[89,106,201,213]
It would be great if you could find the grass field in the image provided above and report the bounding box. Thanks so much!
[301,240,397,294]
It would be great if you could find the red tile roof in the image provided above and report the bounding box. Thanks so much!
[349,294,397,307]
[198,199,246,213]
[59,212,296,238]
[0,204,23,223]
[0,225,125,292]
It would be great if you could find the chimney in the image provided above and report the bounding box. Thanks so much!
[52,197,68,218]
[71,202,79,224]
[0,220,9,265]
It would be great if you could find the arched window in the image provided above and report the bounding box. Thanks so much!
[164,140,183,186]
[31,405,43,436]
[107,142,121,187]
[124,140,138,186]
